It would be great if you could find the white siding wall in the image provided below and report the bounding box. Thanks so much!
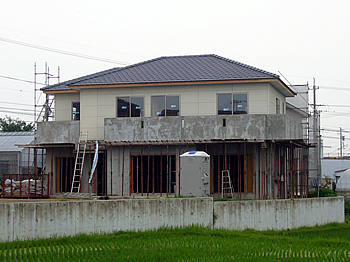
[268,83,286,114]
[54,82,286,140]
[54,93,80,121]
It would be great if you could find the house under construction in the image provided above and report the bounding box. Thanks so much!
[28,55,309,199]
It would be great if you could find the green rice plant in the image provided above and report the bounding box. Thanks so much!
[1,223,350,261]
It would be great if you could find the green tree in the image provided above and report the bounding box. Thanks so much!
[0,115,34,132]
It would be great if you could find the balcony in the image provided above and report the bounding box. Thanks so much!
[36,121,80,144]
[104,114,303,143]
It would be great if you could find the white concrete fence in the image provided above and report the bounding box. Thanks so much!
[0,197,344,242]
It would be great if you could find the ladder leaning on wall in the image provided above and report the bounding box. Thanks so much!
[71,132,88,193]
[221,170,234,198]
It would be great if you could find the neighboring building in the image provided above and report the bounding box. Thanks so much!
[336,168,350,198]
[0,132,43,174]
[322,157,350,182]
[33,54,309,199]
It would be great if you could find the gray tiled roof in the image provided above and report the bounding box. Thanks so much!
[41,67,120,91]
[42,54,280,91]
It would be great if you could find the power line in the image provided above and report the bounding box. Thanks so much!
[320,86,350,91]
[0,109,34,116]
[0,36,131,65]
[0,106,34,112]
[0,85,33,93]
[0,75,45,85]
[0,26,148,59]
[0,101,33,107]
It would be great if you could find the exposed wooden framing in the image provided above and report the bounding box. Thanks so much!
[253,143,257,199]
[262,145,265,199]
[152,151,155,193]
[160,146,163,197]
[122,146,125,196]
[178,145,181,196]
[104,145,107,195]
[218,145,221,195]
[141,146,143,196]
[290,145,294,198]
[147,145,150,196]
[110,144,113,196]
[65,155,68,192]
[237,143,241,198]
[129,145,132,195]
[272,143,275,199]
[224,143,228,197]
[166,144,169,196]
[277,145,280,199]
[50,148,53,194]
[244,143,247,195]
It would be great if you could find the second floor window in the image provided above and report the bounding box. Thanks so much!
[218,93,247,115]
[276,98,280,114]
[72,102,80,121]
[152,95,179,117]
[117,97,144,117]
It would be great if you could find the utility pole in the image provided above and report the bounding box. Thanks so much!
[340,127,343,158]
[312,78,321,196]
[339,127,345,158]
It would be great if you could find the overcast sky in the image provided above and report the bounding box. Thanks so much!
[0,0,349,157]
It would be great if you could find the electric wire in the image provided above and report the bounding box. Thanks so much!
[0,86,32,93]
[0,75,46,85]
[0,26,147,59]
[0,101,33,107]
[0,36,131,65]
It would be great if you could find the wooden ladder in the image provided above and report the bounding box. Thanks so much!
[70,132,88,193]
[221,170,234,198]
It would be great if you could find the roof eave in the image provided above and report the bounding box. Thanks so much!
[43,89,79,94]
[67,78,288,90]
[270,79,296,97]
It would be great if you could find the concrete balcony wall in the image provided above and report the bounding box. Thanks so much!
[37,121,80,144]
[104,114,303,142]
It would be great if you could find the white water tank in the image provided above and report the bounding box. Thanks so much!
[180,151,210,197]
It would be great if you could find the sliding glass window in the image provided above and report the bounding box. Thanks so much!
[131,97,144,117]
[152,95,179,117]
[166,96,179,116]
[218,94,232,115]
[218,93,247,115]
[72,102,80,121]
[233,94,247,114]
[117,97,143,117]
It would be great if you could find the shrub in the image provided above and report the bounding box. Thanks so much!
[344,196,350,214]
[308,187,337,198]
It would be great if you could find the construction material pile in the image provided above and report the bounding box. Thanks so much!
[3,178,47,196]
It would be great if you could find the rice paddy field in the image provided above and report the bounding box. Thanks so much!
[1,222,350,261]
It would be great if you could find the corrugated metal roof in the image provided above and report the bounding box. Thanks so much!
[0,132,35,152]
[42,54,280,91]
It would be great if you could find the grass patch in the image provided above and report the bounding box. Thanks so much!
[1,222,350,261]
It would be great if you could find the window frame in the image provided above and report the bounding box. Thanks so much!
[276,98,280,114]
[217,93,248,115]
[116,96,144,118]
[72,102,80,121]
[151,95,180,117]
